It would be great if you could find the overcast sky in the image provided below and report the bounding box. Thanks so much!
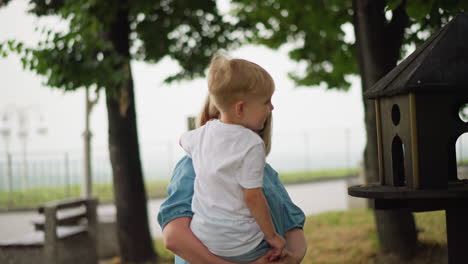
[0,1,366,167]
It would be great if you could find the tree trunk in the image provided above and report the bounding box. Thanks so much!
[105,3,157,263]
[352,0,417,259]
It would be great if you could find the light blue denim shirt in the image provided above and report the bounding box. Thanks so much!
[157,156,305,264]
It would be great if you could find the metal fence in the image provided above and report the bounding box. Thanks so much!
[0,142,178,209]
[1,128,467,210]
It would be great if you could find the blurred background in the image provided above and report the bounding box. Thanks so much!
[2,1,468,263]
[0,1,372,207]
[1,1,467,209]
[0,1,468,204]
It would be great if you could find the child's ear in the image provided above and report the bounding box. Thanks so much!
[234,101,245,117]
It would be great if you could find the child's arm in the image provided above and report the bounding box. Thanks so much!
[243,187,285,260]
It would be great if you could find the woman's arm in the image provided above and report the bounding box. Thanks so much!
[163,218,306,264]
[159,158,306,264]
[162,217,236,264]
[282,228,307,263]
[247,228,307,264]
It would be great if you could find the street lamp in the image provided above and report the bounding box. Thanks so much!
[37,115,48,136]
[0,112,12,152]
[0,106,47,191]
[0,112,12,195]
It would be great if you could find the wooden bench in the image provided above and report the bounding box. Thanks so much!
[0,198,98,264]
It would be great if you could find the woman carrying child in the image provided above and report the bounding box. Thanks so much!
[158,54,307,264]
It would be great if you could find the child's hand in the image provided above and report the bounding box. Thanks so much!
[268,250,299,264]
[265,234,286,261]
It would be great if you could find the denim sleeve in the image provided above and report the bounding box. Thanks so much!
[264,164,306,233]
[175,256,188,264]
[282,195,306,232]
[157,156,195,230]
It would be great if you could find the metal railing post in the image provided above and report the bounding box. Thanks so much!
[6,153,13,206]
[64,152,70,197]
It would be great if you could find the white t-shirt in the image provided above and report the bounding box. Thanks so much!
[180,119,266,257]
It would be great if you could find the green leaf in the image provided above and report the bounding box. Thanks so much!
[406,0,434,21]
[7,40,15,50]
[386,0,403,11]
[16,42,23,52]
[20,57,27,68]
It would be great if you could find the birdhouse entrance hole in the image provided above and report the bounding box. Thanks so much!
[392,136,406,186]
[391,104,400,125]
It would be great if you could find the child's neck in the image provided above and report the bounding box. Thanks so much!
[220,112,243,126]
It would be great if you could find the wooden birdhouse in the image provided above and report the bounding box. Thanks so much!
[348,13,468,264]
[365,13,468,190]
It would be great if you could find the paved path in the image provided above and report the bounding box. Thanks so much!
[0,179,361,241]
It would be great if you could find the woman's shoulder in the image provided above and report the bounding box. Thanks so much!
[171,156,195,181]
[264,163,279,178]
[175,155,193,168]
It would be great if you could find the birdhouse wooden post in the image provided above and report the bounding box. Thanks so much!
[348,14,468,264]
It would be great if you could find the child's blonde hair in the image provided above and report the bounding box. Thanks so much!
[207,53,275,112]
[197,95,272,156]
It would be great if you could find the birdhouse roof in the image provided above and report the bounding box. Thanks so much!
[365,13,468,99]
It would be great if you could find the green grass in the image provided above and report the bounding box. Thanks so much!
[0,185,82,209]
[144,209,447,264]
[0,168,357,210]
[300,209,447,264]
[153,241,176,264]
[0,180,169,210]
[278,168,358,184]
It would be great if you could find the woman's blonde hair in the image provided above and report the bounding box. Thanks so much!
[207,53,275,112]
[197,95,272,156]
